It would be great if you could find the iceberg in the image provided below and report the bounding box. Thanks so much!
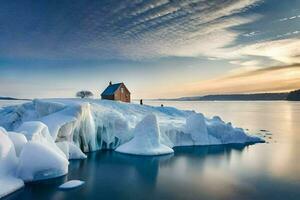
[17,121,67,159]
[115,114,174,155]
[0,98,264,196]
[17,141,69,182]
[0,99,263,153]
[0,98,263,153]
[0,128,24,198]
[6,131,27,157]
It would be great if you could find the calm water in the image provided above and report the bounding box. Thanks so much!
[3,100,300,200]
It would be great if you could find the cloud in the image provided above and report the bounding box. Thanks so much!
[276,30,300,39]
[230,60,262,67]
[236,38,300,65]
[154,16,260,58]
[202,37,300,68]
[242,31,260,37]
[1,0,299,68]
[0,0,262,60]
[185,64,300,95]
[279,14,300,22]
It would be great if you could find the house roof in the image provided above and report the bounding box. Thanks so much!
[101,83,122,96]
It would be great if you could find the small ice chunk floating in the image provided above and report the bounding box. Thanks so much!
[59,180,85,190]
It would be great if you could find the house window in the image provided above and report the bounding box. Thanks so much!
[121,87,124,93]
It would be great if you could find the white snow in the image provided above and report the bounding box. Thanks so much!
[17,121,66,159]
[56,141,87,160]
[59,180,85,189]
[115,114,174,155]
[68,142,87,159]
[0,98,264,196]
[17,141,69,182]
[0,128,24,198]
[0,98,263,152]
[185,113,209,145]
[7,131,28,156]
[17,121,51,141]
[0,128,18,175]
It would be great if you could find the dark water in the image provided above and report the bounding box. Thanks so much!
[3,101,300,200]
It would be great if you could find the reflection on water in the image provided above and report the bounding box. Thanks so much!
[3,101,300,200]
[6,145,251,200]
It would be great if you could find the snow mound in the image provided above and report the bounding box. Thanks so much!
[59,180,85,189]
[185,113,209,145]
[115,114,174,155]
[17,121,66,159]
[7,132,28,156]
[164,114,263,147]
[0,128,18,176]
[17,121,52,142]
[206,116,263,144]
[0,128,24,198]
[17,142,68,182]
[56,141,87,160]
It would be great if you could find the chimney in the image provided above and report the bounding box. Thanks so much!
[109,81,112,86]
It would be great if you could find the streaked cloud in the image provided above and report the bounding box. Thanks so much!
[0,0,262,60]
[243,31,260,37]
[279,14,300,22]
[186,64,300,95]
[230,60,262,67]
[236,38,300,65]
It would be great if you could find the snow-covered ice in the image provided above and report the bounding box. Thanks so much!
[7,131,27,157]
[56,141,87,160]
[0,98,263,152]
[0,98,263,153]
[185,113,209,145]
[59,180,85,189]
[115,114,174,155]
[0,177,24,198]
[0,128,18,175]
[17,121,67,159]
[0,128,24,198]
[17,141,69,182]
[0,98,264,197]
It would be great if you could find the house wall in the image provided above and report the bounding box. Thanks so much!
[101,95,114,100]
[114,84,130,102]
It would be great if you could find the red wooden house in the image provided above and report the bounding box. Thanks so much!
[101,82,131,103]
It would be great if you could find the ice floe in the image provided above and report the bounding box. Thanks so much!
[0,98,264,197]
[59,180,85,189]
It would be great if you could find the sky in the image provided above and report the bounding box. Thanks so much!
[0,0,300,99]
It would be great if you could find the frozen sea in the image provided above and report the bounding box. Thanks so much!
[2,100,300,200]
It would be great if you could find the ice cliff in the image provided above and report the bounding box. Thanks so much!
[0,98,263,197]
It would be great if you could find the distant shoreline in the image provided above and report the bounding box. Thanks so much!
[0,97,31,101]
[152,90,300,101]
[150,99,290,102]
